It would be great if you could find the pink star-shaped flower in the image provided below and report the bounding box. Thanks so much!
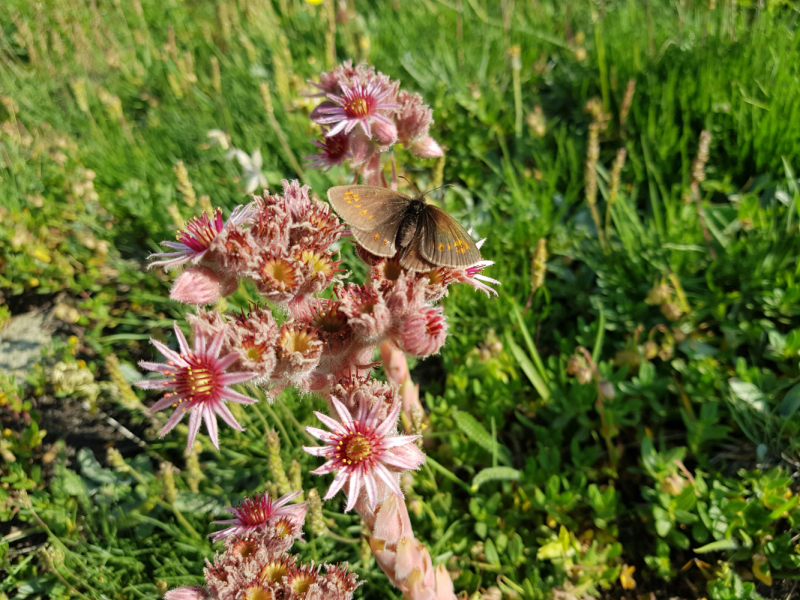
[136,323,257,450]
[209,490,307,542]
[303,398,425,512]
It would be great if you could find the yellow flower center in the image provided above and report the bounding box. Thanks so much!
[280,329,317,356]
[260,561,289,584]
[289,572,317,594]
[302,250,333,278]
[244,586,272,600]
[261,258,296,291]
[342,433,373,464]
[346,97,370,117]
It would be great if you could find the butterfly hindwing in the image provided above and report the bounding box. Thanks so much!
[397,217,437,272]
[327,185,411,229]
[419,206,482,268]
[350,219,404,256]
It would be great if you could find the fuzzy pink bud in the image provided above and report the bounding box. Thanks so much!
[164,586,211,600]
[395,537,425,582]
[170,266,237,305]
[410,136,443,159]
[434,565,457,600]
[373,493,412,542]
[400,306,448,357]
[372,118,398,146]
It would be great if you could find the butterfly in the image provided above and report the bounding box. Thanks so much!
[327,184,482,272]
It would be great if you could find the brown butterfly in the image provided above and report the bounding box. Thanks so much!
[327,184,482,272]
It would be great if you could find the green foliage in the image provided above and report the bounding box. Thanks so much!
[3,0,800,598]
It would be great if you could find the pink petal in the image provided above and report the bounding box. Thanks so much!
[175,323,191,355]
[215,353,239,371]
[207,330,225,359]
[192,323,206,356]
[364,397,382,428]
[324,469,349,500]
[382,443,426,470]
[274,491,303,508]
[314,411,348,434]
[325,120,348,137]
[159,407,187,437]
[359,119,372,139]
[214,401,245,432]
[218,371,257,386]
[381,434,421,449]
[187,408,203,448]
[373,462,403,496]
[311,461,337,475]
[305,427,337,442]
[304,444,333,457]
[344,471,361,512]
[138,361,173,374]
[375,402,402,438]
[330,398,354,426]
[204,405,220,448]
[218,388,257,404]
[149,394,185,413]
[151,339,183,364]
[363,471,378,508]
[135,378,172,390]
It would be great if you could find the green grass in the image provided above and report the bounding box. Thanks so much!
[3,1,800,599]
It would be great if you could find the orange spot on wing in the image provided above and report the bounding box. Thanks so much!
[359,209,368,216]
[373,233,380,241]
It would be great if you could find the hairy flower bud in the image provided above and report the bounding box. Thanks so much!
[170,266,237,305]
[409,136,443,159]
[399,306,448,357]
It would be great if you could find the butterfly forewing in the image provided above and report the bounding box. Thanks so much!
[328,185,411,229]
[419,206,482,268]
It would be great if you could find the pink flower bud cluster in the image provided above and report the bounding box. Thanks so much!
[152,180,346,308]
[164,492,359,600]
[306,61,443,184]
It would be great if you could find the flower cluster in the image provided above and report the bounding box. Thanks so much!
[307,62,443,184]
[142,181,498,422]
[138,61,495,600]
[165,492,359,600]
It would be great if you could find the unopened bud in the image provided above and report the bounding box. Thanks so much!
[410,136,443,158]
[170,266,238,305]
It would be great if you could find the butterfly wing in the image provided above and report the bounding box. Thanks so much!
[418,205,482,268]
[327,185,410,229]
[351,219,405,257]
[396,219,438,272]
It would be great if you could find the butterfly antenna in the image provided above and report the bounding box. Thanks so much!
[398,175,421,196]
[421,183,454,199]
